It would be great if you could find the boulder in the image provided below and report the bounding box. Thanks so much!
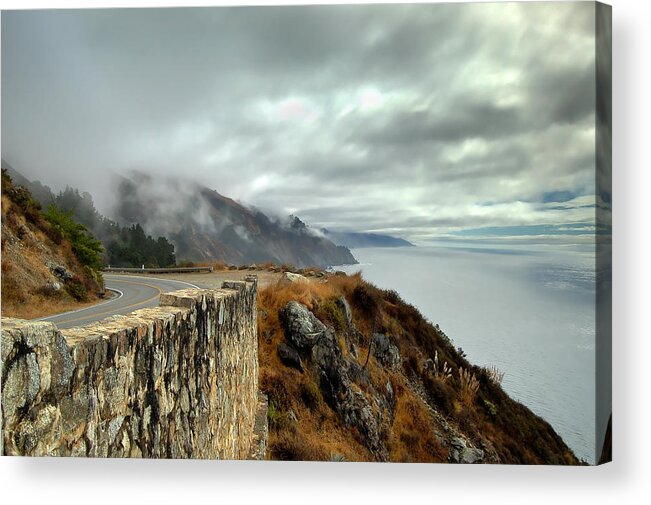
[276,343,304,372]
[278,272,309,286]
[280,301,328,350]
[371,333,401,369]
[45,260,73,281]
[449,436,485,464]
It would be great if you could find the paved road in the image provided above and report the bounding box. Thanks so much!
[38,274,200,330]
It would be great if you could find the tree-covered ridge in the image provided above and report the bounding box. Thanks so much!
[42,205,104,271]
[51,186,176,268]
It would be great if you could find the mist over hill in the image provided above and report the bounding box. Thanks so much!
[3,161,357,269]
[113,172,357,268]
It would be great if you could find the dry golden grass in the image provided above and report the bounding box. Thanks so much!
[388,382,447,462]
[258,275,379,461]
[458,367,480,407]
[1,294,100,320]
[257,271,581,465]
[484,365,505,386]
[257,274,453,463]
[434,350,452,383]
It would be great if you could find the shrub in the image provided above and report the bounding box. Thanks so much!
[484,365,505,386]
[352,284,381,318]
[383,289,402,305]
[402,348,420,377]
[317,297,347,332]
[271,431,329,461]
[458,367,480,407]
[43,205,103,271]
[433,350,452,383]
[483,399,498,417]
[11,186,43,225]
[299,381,322,410]
[37,284,64,299]
[65,277,88,302]
[267,400,289,431]
[424,375,454,416]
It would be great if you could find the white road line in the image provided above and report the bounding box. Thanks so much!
[36,288,124,321]
[33,274,201,323]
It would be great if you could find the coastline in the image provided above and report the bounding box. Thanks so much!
[332,244,596,463]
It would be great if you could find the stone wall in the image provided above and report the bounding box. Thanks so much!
[1,278,266,459]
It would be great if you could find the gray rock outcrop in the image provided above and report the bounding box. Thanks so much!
[277,343,304,372]
[280,301,328,350]
[449,436,485,464]
[279,301,392,460]
[371,333,401,369]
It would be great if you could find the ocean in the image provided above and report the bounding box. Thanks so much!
[336,242,596,463]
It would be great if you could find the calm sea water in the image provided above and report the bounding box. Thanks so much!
[336,243,596,463]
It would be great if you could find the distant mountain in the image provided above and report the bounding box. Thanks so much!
[3,162,357,268]
[322,228,414,248]
[113,173,357,268]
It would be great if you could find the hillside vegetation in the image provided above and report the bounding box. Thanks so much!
[1,170,105,319]
[258,273,581,464]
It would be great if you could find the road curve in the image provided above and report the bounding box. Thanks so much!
[38,274,200,330]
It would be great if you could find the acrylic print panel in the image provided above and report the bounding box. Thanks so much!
[0,1,611,464]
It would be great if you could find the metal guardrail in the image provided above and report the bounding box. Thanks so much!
[104,266,214,274]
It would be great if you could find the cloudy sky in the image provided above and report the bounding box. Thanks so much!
[1,2,602,244]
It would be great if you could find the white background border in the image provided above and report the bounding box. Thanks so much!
[1,0,648,503]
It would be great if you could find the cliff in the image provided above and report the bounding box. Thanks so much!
[1,278,267,459]
[258,273,581,464]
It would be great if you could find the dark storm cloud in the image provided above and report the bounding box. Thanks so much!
[1,2,599,243]
[356,62,596,147]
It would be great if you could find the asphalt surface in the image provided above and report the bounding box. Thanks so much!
[38,274,200,330]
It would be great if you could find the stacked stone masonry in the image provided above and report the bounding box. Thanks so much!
[1,278,267,459]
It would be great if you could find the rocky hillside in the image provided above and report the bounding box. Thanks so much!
[258,273,581,464]
[114,173,357,268]
[1,170,104,319]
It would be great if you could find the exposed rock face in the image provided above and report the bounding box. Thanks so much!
[1,279,267,459]
[45,260,73,282]
[277,343,304,372]
[280,301,328,350]
[449,436,485,464]
[279,300,391,460]
[371,333,401,369]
